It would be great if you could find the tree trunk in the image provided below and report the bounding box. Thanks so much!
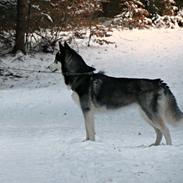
[12,0,28,54]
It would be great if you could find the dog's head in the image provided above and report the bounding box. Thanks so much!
[49,42,95,86]
[47,43,65,72]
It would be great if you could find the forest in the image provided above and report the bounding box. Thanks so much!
[0,0,183,54]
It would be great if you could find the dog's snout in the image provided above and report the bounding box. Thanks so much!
[48,63,57,72]
[48,61,61,72]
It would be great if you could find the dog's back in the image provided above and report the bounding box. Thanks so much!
[91,74,160,109]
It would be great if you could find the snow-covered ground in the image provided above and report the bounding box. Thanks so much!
[0,29,183,183]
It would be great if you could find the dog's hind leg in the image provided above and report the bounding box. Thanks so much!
[139,102,163,145]
[151,118,172,145]
[158,120,172,145]
[142,110,172,145]
[138,91,172,145]
[149,127,163,146]
[141,108,171,145]
[143,115,163,146]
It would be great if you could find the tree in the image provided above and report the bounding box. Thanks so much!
[12,0,28,54]
[113,0,151,29]
[142,0,178,17]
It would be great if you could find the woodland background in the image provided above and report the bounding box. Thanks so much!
[0,0,183,54]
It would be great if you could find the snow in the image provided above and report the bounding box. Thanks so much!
[1,29,183,183]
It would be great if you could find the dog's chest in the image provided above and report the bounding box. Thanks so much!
[71,91,80,106]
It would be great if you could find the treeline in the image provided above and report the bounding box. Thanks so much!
[1,0,183,31]
[0,0,183,54]
[0,0,102,32]
[101,0,183,17]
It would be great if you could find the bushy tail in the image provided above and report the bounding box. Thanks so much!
[161,81,183,123]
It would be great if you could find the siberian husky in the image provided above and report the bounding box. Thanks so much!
[49,42,183,145]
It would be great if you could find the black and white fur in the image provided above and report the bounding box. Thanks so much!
[49,42,183,145]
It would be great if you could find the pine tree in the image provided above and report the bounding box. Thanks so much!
[114,0,152,28]
[142,0,178,17]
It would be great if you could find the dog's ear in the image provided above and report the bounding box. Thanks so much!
[64,41,70,49]
[59,42,64,52]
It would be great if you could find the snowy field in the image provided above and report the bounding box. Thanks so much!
[0,29,183,183]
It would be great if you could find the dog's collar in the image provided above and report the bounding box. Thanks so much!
[63,72,94,76]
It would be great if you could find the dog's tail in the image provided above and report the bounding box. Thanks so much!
[160,81,183,123]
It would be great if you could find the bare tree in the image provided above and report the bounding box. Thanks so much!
[12,0,28,54]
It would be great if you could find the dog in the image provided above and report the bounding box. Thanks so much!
[48,41,183,145]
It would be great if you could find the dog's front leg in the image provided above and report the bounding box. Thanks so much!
[80,95,95,141]
[82,109,95,141]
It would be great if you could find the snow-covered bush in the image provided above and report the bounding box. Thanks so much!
[154,9,183,28]
[106,0,183,29]
[112,0,152,29]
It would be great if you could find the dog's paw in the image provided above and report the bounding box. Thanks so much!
[149,143,160,147]
[82,138,89,142]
